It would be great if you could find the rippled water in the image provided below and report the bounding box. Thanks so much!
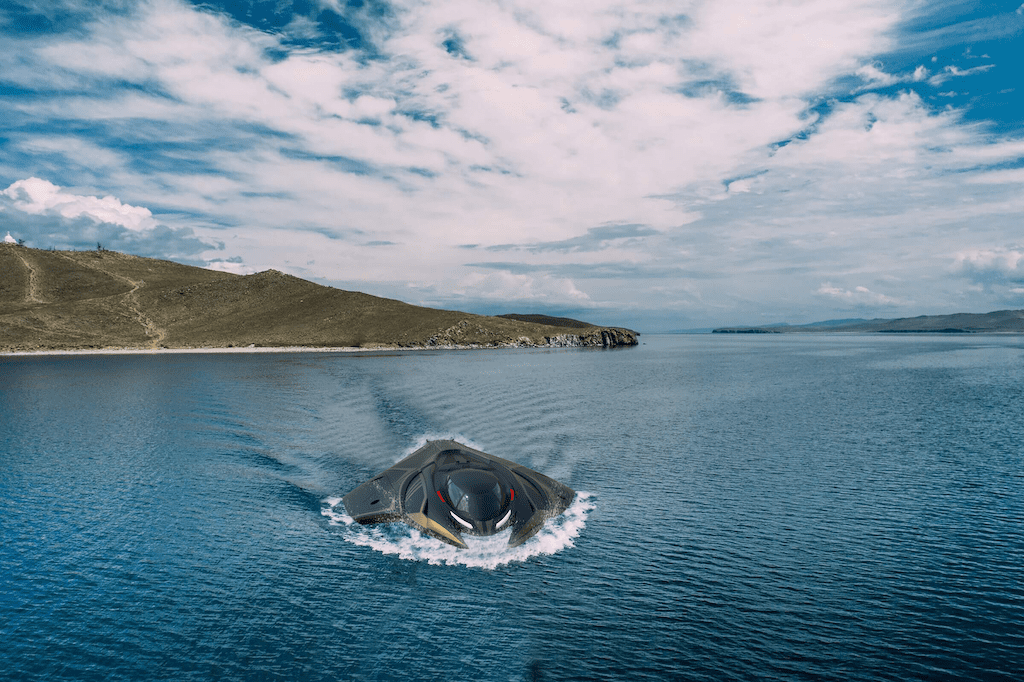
[2,335,1023,681]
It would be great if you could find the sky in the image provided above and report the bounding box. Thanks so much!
[1,0,1023,331]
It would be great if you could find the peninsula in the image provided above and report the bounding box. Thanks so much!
[0,244,638,353]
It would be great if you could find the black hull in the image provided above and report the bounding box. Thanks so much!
[343,440,575,548]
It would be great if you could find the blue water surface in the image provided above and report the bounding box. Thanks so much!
[2,334,1023,681]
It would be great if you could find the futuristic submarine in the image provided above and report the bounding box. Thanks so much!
[342,440,575,548]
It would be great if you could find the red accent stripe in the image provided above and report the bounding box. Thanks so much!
[510,488,514,501]
[437,490,445,504]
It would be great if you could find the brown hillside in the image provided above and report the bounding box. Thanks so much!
[0,244,638,352]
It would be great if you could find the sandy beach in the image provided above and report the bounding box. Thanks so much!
[0,345,400,357]
[0,342,567,357]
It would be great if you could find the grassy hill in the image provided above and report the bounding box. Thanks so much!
[0,244,637,352]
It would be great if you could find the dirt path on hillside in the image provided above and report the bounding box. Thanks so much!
[123,279,168,349]
[16,251,44,304]
[56,253,168,349]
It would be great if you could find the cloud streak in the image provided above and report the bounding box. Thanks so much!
[817,283,902,307]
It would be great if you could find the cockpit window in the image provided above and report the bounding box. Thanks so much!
[445,471,504,519]
[447,478,468,513]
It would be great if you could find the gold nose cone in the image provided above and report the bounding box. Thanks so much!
[407,512,468,548]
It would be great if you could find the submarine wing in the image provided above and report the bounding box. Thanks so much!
[341,475,402,524]
[341,445,437,524]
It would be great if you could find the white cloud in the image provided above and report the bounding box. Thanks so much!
[204,258,256,275]
[954,248,1024,282]
[928,63,996,86]
[2,177,155,231]
[726,178,754,194]
[13,135,124,169]
[456,271,592,305]
[685,0,899,100]
[51,0,894,249]
[965,168,1024,185]
[855,63,901,87]
[855,62,931,90]
[856,60,995,92]
[817,283,900,306]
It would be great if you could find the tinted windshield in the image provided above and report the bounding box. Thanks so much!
[446,470,504,519]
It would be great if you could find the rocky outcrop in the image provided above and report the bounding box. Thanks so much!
[423,319,638,349]
[544,328,639,348]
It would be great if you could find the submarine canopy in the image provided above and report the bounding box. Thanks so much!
[342,440,576,548]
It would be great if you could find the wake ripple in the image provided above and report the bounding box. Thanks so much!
[321,492,594,569]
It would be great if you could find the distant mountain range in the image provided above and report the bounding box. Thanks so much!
[713,310,1024,334]
[0,245,637,353]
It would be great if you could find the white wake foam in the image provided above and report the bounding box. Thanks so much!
[321,492,594,569]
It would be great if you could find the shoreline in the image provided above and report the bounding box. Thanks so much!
[0,341,620,357]
[1,345,370,357]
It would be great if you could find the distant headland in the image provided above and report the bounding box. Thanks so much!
[712,310,1024,334]
[0,244,638,353]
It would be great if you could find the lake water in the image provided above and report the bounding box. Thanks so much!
[2,334,1023,681]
